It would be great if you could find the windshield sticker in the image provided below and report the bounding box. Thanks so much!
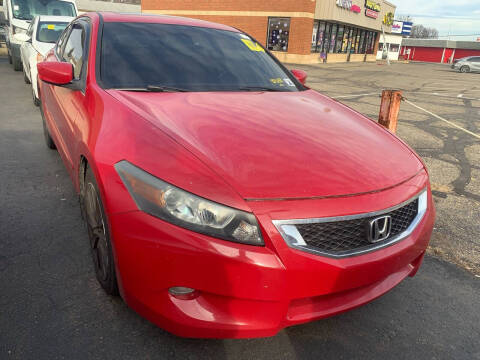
[283,78,295,86]
[241,39,265,52]
[13,5,19,10]
[47,24,55,30]
[270,78,284,86]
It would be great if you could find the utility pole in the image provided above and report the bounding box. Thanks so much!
[381,23,390,65]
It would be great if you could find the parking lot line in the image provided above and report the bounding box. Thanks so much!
[403,99,480,140]
[333,93,378,99]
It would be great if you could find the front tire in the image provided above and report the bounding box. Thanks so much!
[13,56,22,71]
[82,167,119,296]
[459,65,470,73]
[32,83,40,106]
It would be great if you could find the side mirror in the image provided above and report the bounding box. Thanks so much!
[37,61,73,85]
[291,69,307,85]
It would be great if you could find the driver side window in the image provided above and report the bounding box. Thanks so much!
[56,25,71,58]
[62,24,85,80]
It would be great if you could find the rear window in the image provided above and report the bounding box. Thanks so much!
[36,21,68,43]
[100,22,302,92]
[12,0,76,21]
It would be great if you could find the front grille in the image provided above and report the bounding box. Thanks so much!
[295,199,418,255]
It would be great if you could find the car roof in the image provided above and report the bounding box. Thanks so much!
[96,12,240,33]
[37,15,75,23]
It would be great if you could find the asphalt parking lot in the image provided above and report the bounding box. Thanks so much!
[0,56,479,359]
[290,61,480,276]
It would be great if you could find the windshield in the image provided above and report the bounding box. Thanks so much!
[12,0,76,20]
[100,22,302,92]
[36,21,68,42]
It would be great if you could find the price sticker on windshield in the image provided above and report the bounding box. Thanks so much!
[47,24,55,30]
[241,39,265,52]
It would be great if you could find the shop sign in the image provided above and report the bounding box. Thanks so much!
[351,5,361,13]
[365,0,381,12]
[336,0,352,9]
[365,8,379,18]
[383,12,394,26]
[391,20,403,34]
[401,21,413,35]
[336,0,361,13]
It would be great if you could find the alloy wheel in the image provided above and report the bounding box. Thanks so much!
[84,182,110,283]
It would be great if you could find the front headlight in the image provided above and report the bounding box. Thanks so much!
[115,160,264,246]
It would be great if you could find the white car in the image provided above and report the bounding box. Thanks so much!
[20,15,73,105]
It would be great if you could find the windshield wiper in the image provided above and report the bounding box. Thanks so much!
[113,85,189,92]
[237,86,288,92]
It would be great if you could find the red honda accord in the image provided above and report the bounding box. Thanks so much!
[37,12,435,338]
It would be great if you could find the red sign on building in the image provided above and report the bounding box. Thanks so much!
[365,9,379,18]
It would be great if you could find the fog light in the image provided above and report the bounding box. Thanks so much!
[169,286,199,300]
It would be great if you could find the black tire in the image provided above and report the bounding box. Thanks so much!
[23,67,31,84]
[81,167,119,296]
[460,65,470,73]
[39,101,57,149]
[13,56,22,71]
[32,84,40,107]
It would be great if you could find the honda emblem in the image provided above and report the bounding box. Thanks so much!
[368,216,392,243]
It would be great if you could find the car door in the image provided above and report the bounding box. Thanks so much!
[21,19,35,75]
[51,20,90,177]
[471,57,480,72]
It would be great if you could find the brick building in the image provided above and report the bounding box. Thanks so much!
[141,0,396,63]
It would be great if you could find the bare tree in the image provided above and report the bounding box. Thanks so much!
[410,24,439,39]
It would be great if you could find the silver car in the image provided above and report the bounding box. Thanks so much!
[451,56,480,73]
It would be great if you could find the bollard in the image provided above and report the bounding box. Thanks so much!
[378,90,402,133]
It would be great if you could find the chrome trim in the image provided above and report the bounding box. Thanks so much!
[272,188,428,259]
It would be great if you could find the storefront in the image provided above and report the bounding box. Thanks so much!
[141,0,396,63]
[376,33,403,61]
[400,39,480,63]
[308,21,379,62]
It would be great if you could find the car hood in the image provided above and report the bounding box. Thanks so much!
[35,42,56,57]
[108,89,423,200]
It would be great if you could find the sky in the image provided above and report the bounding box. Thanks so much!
[394,0,480,41]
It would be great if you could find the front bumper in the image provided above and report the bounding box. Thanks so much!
[108,174,435,338]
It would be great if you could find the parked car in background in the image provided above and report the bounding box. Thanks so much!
[451,56,480,73]
[1,0,77,71]
[0,26,5,45]
[21,15,72,105]
[37,12,435,339]
[0,11,7,45]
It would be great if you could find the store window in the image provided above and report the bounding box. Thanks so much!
[267,18,290,52]
[335,25,344,53]
[366,32,377,54]
[390,44,399,52]
[329,24,337,53]
[359,30,366,53]
[312,21,319,52]
[354,29,361,54]
[310,21,378,56]
[317,22,326,52]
